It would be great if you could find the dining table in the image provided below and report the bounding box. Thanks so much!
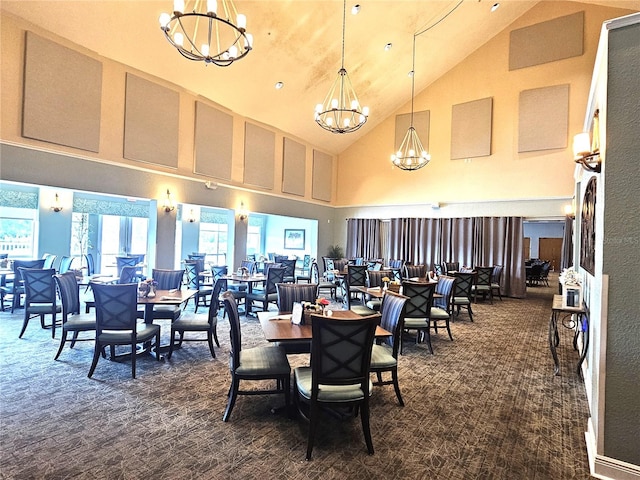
[257,309,390,344]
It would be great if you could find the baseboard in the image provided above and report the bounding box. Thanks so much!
[586,420,640,480]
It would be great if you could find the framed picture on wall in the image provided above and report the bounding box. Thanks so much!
[284,229,305,250]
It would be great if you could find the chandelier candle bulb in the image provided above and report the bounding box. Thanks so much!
[173,0,185,14]
[206,0,217,15]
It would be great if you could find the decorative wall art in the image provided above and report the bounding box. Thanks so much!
[580,176,597,275]
[284,229,305,250]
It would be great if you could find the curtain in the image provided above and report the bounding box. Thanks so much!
[560,216,573,271]
[345,218,381,260]
[348,216,526,298]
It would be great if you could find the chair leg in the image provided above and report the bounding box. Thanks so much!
[391,369,404,406]
[88,343,101,378]
[207,332,216,359]
[223,377,240,422]
[131,341,137,379]
[54,331,68,360]
[18,312,30,338]
[213,325,220,347]
[423,327,434,354]
[445,319,454,341]
[167,328,176,359]
[70,331,80,348]
[360,399,374,455]
[306,401,320,460]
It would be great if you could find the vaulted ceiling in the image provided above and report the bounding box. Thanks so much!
[2,1,638,155]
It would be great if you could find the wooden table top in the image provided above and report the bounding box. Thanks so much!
[552,294,585,313]
[137,289,198,306]
[258,309,389,342]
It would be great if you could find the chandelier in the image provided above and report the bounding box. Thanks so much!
[391,35,430,171]
[159,0,253,67]
[314,0,369,134]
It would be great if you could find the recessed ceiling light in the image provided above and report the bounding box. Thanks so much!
[351,4,360,15]
[491,3,500,12]
[384,43,392,51]
[275,81,284,90]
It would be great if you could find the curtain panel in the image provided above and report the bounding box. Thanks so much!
[347,216,526,298]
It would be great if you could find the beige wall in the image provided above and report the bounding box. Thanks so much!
[335,2,636,212]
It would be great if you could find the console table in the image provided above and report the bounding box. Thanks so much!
[549,294,588,376]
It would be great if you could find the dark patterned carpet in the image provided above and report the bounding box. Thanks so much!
[0,275,594,479]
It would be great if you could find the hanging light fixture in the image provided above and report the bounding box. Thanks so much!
[314,0,369,134]
[159,0,253,67]
[391,35,430,171]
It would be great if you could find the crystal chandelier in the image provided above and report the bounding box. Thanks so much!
[314,0,369,134]
[159,0,253,67]
[391,35,430,171]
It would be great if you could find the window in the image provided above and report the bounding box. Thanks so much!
[199,222,228,266]
[99,215,149,271]
[247,225,261,256]
[0,207,37,259]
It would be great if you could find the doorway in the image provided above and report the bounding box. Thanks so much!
[539,238,563,271]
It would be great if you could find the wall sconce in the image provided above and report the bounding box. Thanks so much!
[187,209,196,223]
[572,109,601,173]
[162,189,175,213]
[51,193,63,212]
[563,204,575,219]
[238,202,248,221]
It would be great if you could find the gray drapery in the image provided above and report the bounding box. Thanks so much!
[346,218,381,260]
[560,216,574,271]
[346,216,526,298]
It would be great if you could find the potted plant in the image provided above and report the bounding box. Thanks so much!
[327,244,344,259]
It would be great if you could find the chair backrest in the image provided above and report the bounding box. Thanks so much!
[434,275,456,310]
[453,272,475,299]
[188,253,206,261]
[240,260,256,274]
[444,262,460,273]
[20,268,57,304]
[212,265,228,282]
[208,277,228,321]
[390,268,403,283]
[475,267,493,287]
[131,254,146,264]
[265,267,286,294]
[116,256,138,273]
[346,265,367,288]
[85,253,95,276]
[378,291,408,354]
[54,271,81,319]
[222,291,242,369]
[276,283,319,312]
[92,283,139,334]
[351,257,364,266]
[281,259,297,278]
[58,256,74,274]
[333,258,349,273]
[301,254,311,269]
[309,314,378,390]
[152,269,183,290]
[42,254,57,270]
[274,255,289,263]
[367,269,393,288]
[492,265,504,284]
[184,261,201,289]
[404,264,426,279]
[12,259,46,279]
[118,266,139,284]
[311,262,321,283]
[540,262,551,277]
[401,281,436,319]
[434,264,444,275]
[388,259,405,269]
[245,254,256,262]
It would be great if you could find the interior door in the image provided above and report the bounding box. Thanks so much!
[524,237,531,260]
[539,238,563,271]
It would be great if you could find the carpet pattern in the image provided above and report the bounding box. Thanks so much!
[0,276,594,479]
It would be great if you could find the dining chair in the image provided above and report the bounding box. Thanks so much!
[491,265,504,300]
[245,266,285,316]
[42,253,57,270]
[365,269,393,311]
[432,275,456,341]
[184,261,213,313]
[343,265,377,316]
[167,277,225,360]
[18,267,61,338]
[471,266,494,304]
[400,281,436,354]
[388,259,405,270]
[311,262,336,300]
[444,262,460,274]
[275,282,319,354]
[89,282,161,379]
[295,254,312,283]
[222,291,291,422]
[280,258,297,283]
[403,264,426,280]
[58,256,74,274]
[53,272,96,360]
[146,268,184,321]
[370,291,409,406]
[4,259,46,312]
[294,312,379,460]
[451,271,475,321]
